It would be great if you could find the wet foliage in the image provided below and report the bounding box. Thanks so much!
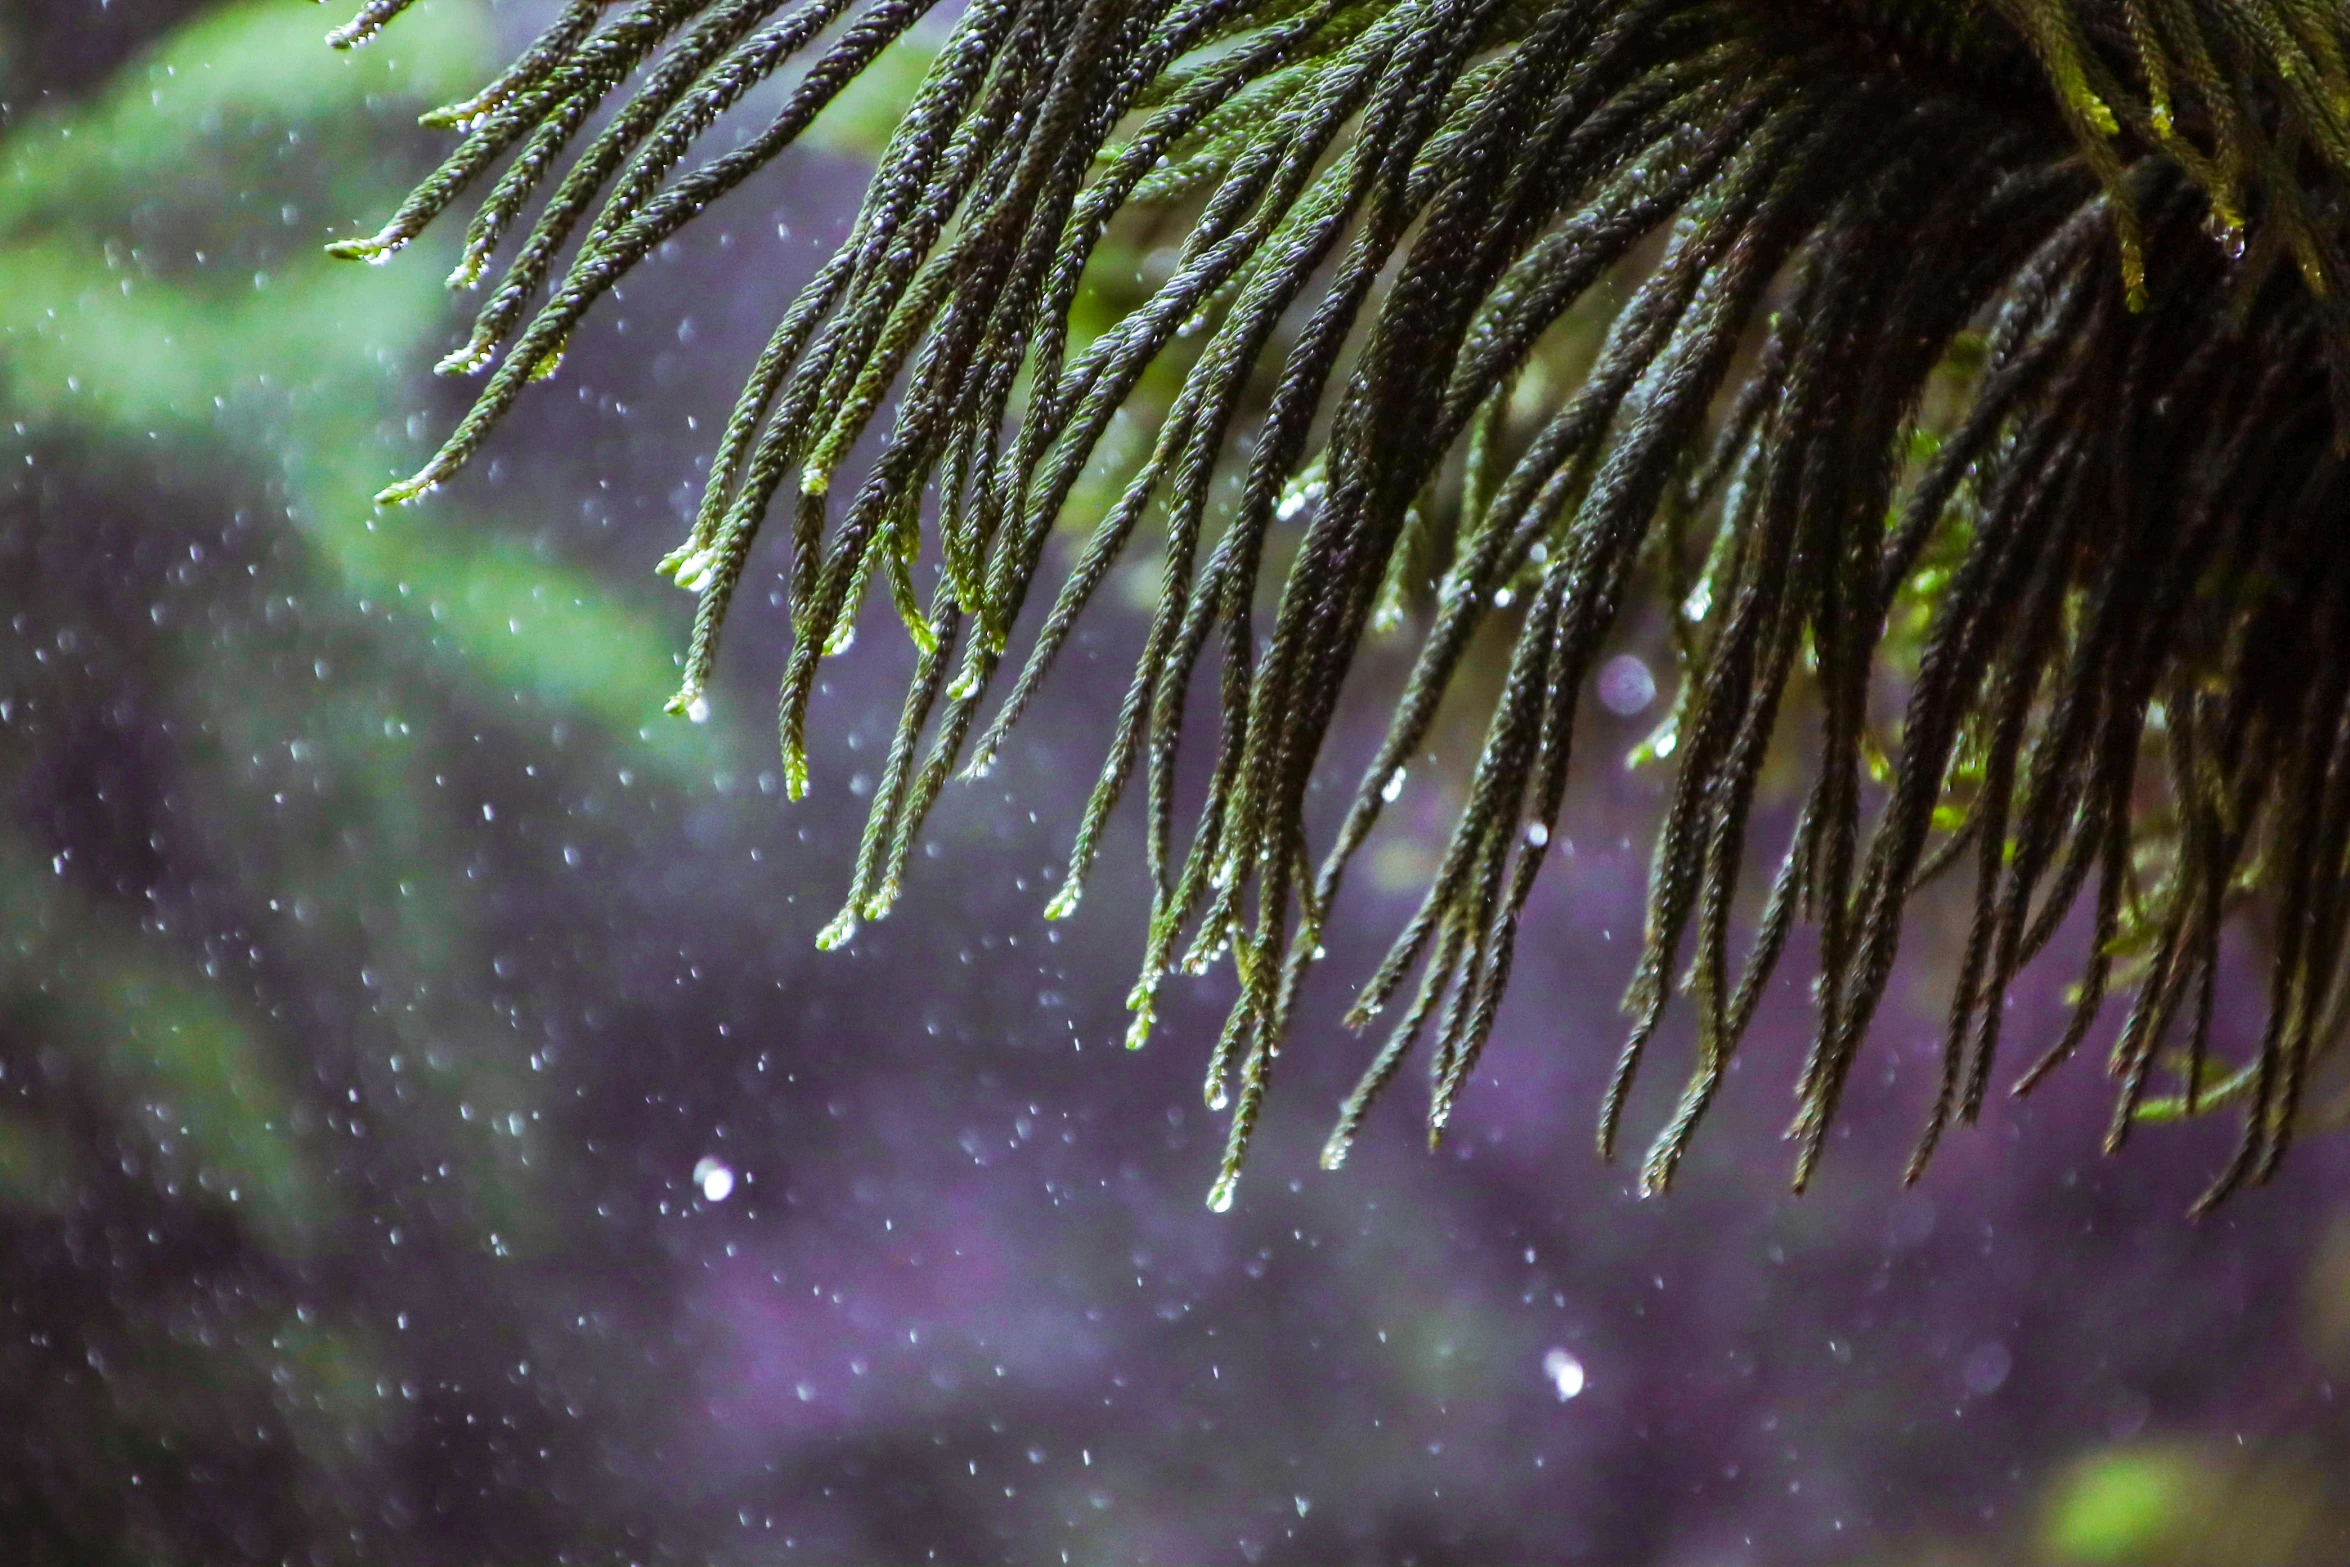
[349,0,2350,1209]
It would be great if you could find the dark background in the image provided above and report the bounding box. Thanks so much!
[2,3,2346,1562]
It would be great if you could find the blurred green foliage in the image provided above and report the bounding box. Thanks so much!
[0,1,716,734]
[0,7,756,1556]
[2043,1446,2213,1562]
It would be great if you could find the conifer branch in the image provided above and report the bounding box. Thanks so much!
[334,0,2350,1211]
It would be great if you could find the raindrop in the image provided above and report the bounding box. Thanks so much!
[693,1156,735,1203]
[1597,654,1657,716]
[2201,208,2246,261]
[1542,1347,1586,1400]
[1962,1340,2012,1397]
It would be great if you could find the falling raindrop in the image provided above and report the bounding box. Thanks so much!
[693,1156,735,1203]
[1542,1347,1586,1400]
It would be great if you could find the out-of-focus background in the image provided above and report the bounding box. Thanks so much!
[3,4,2348,1563]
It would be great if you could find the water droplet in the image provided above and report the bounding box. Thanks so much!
[2105,1387,2151,1441]
[686,695,710,724]
[2201,208,2246,261]
[1275,474,1323,522]
[1962,1340,2011,1396]
[693,1157,735,1203]
[1597,653,1656,716]
[1542,1347,1586,1400]
[1381,767,1407,803]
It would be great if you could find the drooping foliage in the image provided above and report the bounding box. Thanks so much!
[334,0,2350,1213]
